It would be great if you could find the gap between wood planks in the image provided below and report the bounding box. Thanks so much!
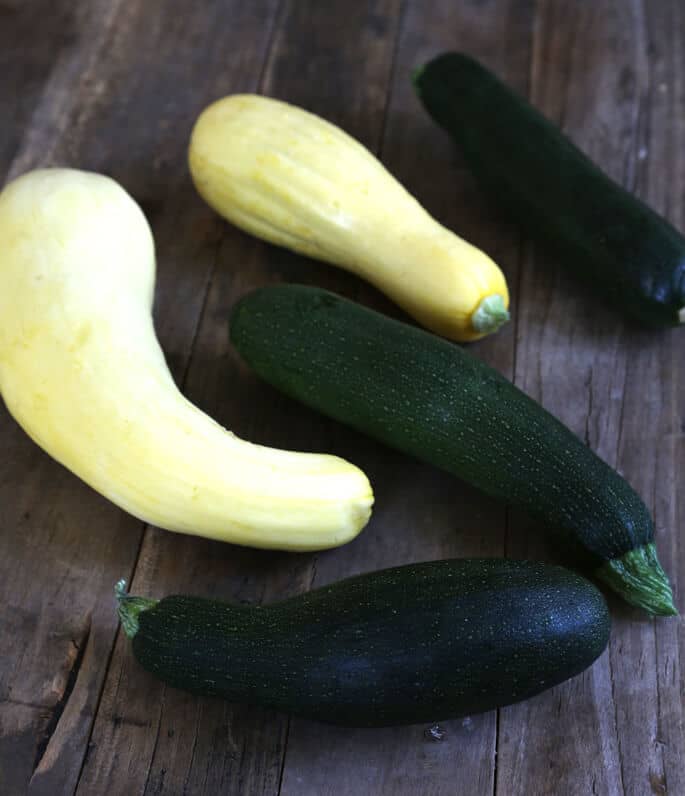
[4,2,284,791]
[275,1,412,792]
[31,619,92,776]
[0,2,149,792]
[37,3,290,793]
[43,1,509,791]
[11,1,677,792]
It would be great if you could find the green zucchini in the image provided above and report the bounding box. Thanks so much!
[116,559,610,727]
[229,285,676,616]
[413,52,685,327]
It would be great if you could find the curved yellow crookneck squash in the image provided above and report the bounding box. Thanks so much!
[189,94,510,341]
[0,169,373,550]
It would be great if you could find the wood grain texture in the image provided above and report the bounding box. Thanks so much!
[0,4,150,793]
[278,2,534,794]
[497,2,684,795]
[642,7,685,796]
[77,2,406,795]
[0,1,683,795]
[1,1,282,794]
[0,0,75,175]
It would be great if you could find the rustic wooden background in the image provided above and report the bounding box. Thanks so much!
[1,1,683,794]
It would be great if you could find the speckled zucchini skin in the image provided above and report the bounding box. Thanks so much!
[127,559,610,726]
[414,52,685,327]
[230,286,675,615]
[231,286,652,564]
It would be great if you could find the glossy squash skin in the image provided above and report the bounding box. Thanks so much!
[0,169,372,551]
[118,559,611,727]
[230,284,676,615]
[189,94,510,341]
[414,52,685,327]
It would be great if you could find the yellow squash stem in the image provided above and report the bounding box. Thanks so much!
[0,169,373,551]
[189,94,510,342]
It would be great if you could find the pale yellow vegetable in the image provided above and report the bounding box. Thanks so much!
[189,94,510,341]
[0,169,373,550]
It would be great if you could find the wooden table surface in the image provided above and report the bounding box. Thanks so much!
[1,1,683,794]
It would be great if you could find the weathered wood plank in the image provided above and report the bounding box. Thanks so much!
[496,2,684,795]
[75,2,406,795]
[0,0,81,178]
[640,4,685,794]
[0,4,149,793]
[278,2,535,795]
[2,3,682,795]
[0,2,282,795]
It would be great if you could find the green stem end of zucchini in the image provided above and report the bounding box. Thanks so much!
[596,544,677,616]
[115,579,158,638]
[471,294,510,335]
[411,65,426,93]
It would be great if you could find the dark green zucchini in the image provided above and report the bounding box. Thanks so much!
[116,559,610,727]
[413,52,685,327]
[229,285,676,615]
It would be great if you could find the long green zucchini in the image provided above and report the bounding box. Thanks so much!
[117,559,610,726]
[230,285,676,616]
[413,52,685,327]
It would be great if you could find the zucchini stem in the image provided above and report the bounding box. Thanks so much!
[411,65,426,92]
[471,294,510,335]
[596,544,677,616]
[115,579,158,638]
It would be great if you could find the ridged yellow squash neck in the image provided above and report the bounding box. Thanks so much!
[0,169,372,550]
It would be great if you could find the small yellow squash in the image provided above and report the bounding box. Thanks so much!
[0,169,373,550]
[189,94,510,341]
